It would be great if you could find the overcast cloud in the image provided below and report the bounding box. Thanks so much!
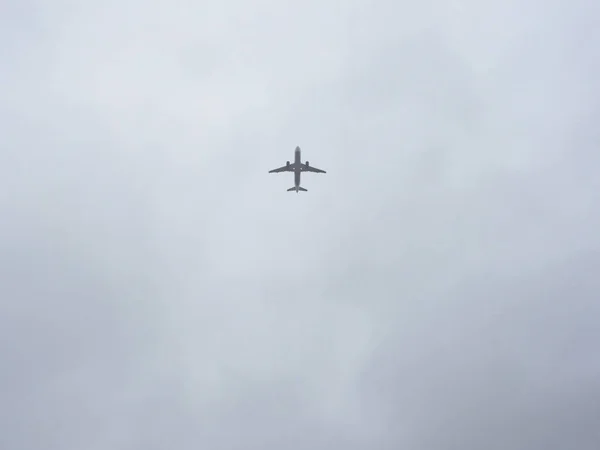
[2,0,600,449]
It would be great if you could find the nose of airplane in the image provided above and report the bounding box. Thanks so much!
[295,146,300,151]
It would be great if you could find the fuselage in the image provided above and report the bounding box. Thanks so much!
[294,146,301,189]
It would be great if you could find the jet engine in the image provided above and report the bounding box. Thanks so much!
[305,161,309,166]
[286,161,290,166]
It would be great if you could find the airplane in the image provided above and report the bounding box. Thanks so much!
[268,146,326,192]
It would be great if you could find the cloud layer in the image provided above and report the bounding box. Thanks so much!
[2,1,599,449]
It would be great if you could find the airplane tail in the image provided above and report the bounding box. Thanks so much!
[287,186,307,192]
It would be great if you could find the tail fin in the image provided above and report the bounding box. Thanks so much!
[287,186,307,192]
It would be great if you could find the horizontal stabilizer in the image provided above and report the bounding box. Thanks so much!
[287,186,307,192]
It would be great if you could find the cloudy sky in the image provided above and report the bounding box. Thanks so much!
[2,0,600,448]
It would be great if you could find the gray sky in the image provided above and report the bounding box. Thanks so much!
[2,1,600,449]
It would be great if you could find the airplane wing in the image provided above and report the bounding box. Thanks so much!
[302,164,326,173]
[268,164,293,173]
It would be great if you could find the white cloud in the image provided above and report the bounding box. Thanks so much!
[1,0,600,448]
